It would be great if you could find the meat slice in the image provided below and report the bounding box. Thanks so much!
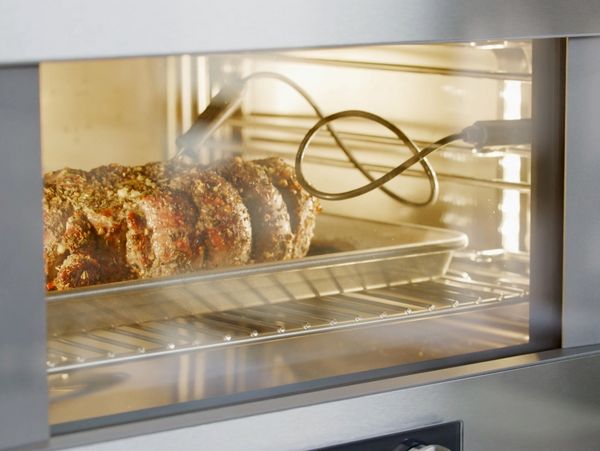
[170,168,252,268]
[256,157,319,258]
[44,167,134,289]
[65,166,132,282]
[47,166,128,259]
[92,163,200,277]
[125,189,198,277]
[43,169,98,288]
[212,157,293,262]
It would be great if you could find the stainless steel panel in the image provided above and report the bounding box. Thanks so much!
[563,36,600,348]
[0,67,48,449]
[2,0,600,64]
[48,347,600,450]
[529,39,564,349]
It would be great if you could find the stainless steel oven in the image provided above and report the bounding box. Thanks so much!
[1,2,600,450]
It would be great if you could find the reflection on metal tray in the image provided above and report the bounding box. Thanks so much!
[47,214,467,336]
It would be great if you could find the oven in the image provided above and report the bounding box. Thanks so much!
[1,2,600,450]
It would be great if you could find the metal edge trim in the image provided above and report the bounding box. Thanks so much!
[3,0,600,64]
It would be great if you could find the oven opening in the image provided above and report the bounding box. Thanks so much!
[41,39,563,427]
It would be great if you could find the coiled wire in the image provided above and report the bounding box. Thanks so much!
[295,109,463,203]
[180,71,465,206]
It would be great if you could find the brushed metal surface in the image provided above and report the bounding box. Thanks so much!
[529,39,565,350]
[0,67,48,449]
[48,346,600,451]
[2,0,600,64]
[563,36,600,348]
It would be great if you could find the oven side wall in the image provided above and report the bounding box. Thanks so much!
[563,35,600,347]
[0,66,48,450]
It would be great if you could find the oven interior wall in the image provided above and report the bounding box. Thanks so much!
[40,58,168,172]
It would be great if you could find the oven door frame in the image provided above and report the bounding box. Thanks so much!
[2,2,600,449]
[48,345,600,450]
[1,0,600,64]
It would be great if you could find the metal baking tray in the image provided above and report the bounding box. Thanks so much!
[47,214,468,336]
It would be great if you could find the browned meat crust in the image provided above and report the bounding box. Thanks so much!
[43,186,73,284]
[91,163,200,277]
[169,168,252,268]
[256,157,319,259]
[212,157,293,262]
[54,253,105,290]
[44,157,317,291]
[125,189,198,277]
[43,167,135,290]
[53,251,134,291]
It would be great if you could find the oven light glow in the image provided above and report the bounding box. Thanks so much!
[166,56,178,158]
[196,56,212,164]
[501,80,522,120]
[500,154,521,252]
[470,41,509,50]
[196,56,209,115]
[500,79,523,252]
[180,54,193,132]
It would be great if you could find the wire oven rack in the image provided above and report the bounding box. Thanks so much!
[47,254,528,374]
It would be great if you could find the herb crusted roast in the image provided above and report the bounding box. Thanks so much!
[43,157,319,291]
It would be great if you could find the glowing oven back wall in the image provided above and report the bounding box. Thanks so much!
[40,43,532,252]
